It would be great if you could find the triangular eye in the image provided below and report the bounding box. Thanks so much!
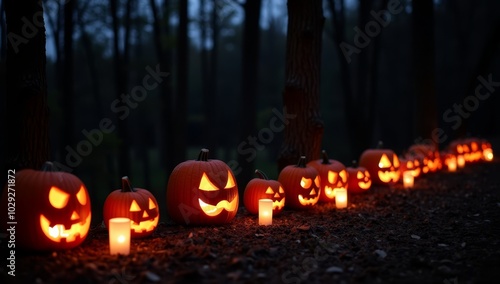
[328,171,338,184]
[379,154,392,168]
[407,161,413,168]
[265,187,274,194]
[199,173,219,191]
[357,172,363,179]
[76,186,87,205]
[300,177,312,188]
[339,170,347,183]
[393,154,400,167]
[149,198,156,209]
[224,171,236,189]
[279,186,284,194]
[314,176,320,187]
[130,200,141,212]
[49,186,70,209]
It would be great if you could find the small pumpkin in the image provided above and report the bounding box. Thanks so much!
[359,141,400,185]
[409,143,441,173]
[0,162,91,251]
[166,149,239,225]
[398,155,421,178]
[103,176,159,238]
[307,150,348,202]
[243,170,285,215]
[346,161,372,194]
[278,156,320,209]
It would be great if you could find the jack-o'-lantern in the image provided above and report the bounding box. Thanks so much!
[409,143,441,173]
[359,142,400,185]
[166,149,239,225]
[278,156,320,209]
[103,177,159,238]
[0,162,91,251]
[243,170,285,215]
[442,152,458,172]
[480,139,494,161]
[307,150,348,202]
[346,161,372,193]
[399,155,421,178]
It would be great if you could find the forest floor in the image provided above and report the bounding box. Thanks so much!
[2,157,500,283]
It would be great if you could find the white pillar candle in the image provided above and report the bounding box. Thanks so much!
[258,199,273,226]
[403,171,414,188]
[335,188,347,209]
[457,155,465,168]
[447,159,457,172]
[109,217,131,255]
[484,149,494,161]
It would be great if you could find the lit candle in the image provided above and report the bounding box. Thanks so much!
[335,188,347,209]
[258,199,273,225]
[403,171,414,188]
[447,159,457,172]
[109,217,131,255]
[457,155,465,168]
[484,149,494,161]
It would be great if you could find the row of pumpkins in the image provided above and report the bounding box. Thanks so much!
[1,138,493,251]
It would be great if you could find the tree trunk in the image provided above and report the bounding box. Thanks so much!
[237,0,262,190]
[412,0,438,146]
[62,0,75,154]
[5,0,49,173]
[174,0,188,166]
[277,0,324,170]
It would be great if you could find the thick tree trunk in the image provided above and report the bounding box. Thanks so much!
[237,0,262,190]
[277,0,324,170]
[5,0,49,172]
[62,0,75,152]
[413,0,438,146]
[174,0,188,166]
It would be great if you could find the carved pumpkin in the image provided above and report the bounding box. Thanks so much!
[359,142,400,185]
[398,155,421,178]
[480,139,494,161]
[0,162,91,251]
[408,143,441,173]
[307,150,348,203]
[103,176,159,238]
[278,156,320,209]
[243,170,285,215]
[442,152,457,172]
[166,149,239,225]
[346,162,372,193]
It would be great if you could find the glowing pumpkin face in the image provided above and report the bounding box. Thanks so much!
[346,165,372,193]
[399,156,421,178]
[442,152,457,171]
[166,149,239,225]
[244,170,285,215]
[307,150,348,202]
[0,162,91,251]
[359,143,400,185]
[103,177,159,238]
[480,140,494,161]
[278,156,320,209]
[409,143,441,173]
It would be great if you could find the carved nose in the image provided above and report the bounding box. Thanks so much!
[71,211,79,220]
[309,189,316,195]
[142,211,149,218]
[274,193,280,198]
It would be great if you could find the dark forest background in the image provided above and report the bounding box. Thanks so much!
[1,0,500,222]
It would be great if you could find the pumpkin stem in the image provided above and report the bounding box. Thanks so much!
[296,156,307,168]
[321,150,330,164]
[121,176,136,192]
[197,148,209,161]
[41,161,56,172]
[254,169,269,180]
[377,141,384,149]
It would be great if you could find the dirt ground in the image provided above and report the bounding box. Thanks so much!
[2,158,500,284]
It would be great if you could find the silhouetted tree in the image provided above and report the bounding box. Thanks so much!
[278,0,324,170]
[5,0,49,173]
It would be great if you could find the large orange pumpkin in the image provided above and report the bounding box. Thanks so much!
[359,142,400,185]
[278,156,320,209]
[0,162,91,251]
[243,170,285,215]
[307,150,347,203]
[103,176,159,238]
[166,149,239,225]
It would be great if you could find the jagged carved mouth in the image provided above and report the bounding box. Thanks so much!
[40,213,91,243]
[198,196,238,216]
